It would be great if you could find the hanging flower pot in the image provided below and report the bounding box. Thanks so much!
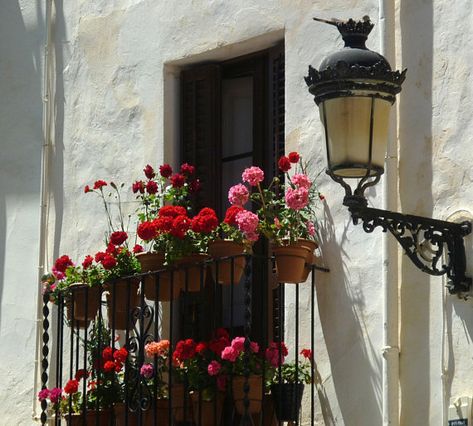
[271,383,304,422]
[137,252,182,301]
[208,240,247,285]
[65,301,90,329]
[65,409,112,426]
[272,242,312,284]
[163,383,193,423]
[105,279,140,330]
[68,283,101,323]
[298,239,318,282]
[232,375,263,415]
[175,253,209,292]
[190,391,224,426]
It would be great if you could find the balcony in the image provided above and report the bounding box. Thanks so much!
[39,254,327,425]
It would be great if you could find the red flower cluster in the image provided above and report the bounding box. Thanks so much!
[159,164,173,178]
[132,180,145,194]
[110,231,128,246]
[180,163,195,176]
[223,206,243,226]
[95,251,117,270]
[143,164,155,179]
[54,255,74,273]
[102,346,128,373]
[191,208,218,234]
[64,379,79,394]
[208,328,230,355]
[278,152,301,172]
[82,255,93,269]
[300,348,312,360]
[173,339,196,363]
[170,173,185,188]
[137,221,158,241]
[75,369,89,381]
[93,180,107,190]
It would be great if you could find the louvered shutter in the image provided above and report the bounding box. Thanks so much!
[181,64,221,212]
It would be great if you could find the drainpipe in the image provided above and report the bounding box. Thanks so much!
[379,1,400,425]
[32,0,54,421]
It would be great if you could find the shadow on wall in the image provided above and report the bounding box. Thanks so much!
[0,1,45,326]
[398,0,433,423]
[315,202,382,425]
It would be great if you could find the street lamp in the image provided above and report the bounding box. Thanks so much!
[305,16,471,295]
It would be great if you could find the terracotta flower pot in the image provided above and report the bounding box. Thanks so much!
[272,243,311,284]
[153,383,193,423]
[65,302,90,329]
[65,409,112,426]
[175,253,209,292]
[105,279,140,330]
[232,375,263,415]
[68,283,101,323]
[208,240,247,285]
[190,391,224,426]
[113,403,140,426]
[271,383,304,422]
[142,399,170,425]
[137,252,182,301]
[297,239,319,282]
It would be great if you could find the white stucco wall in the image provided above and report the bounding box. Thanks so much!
[0,1,45,424]
[4,0,473,424]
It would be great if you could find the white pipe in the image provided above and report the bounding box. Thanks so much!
[379,1,400,425]
[32,0,54,421]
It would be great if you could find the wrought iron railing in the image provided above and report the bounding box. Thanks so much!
[40,254,327,425]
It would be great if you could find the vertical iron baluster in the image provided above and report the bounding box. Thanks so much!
[261,255,268,426]
[277,282,283,426]
[311,266,315,424]
[169,270,174,426]
[68,292,75,417]
[295,284,299,426]
[152,272,161,426]
[242,254,252,426]
[95,287,102,426]
[40,292,50,426]
[57,291,64,425]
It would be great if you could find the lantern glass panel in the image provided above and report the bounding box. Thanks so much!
[320,96,391,178]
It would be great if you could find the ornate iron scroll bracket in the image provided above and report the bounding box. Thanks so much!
[346,201,472,295]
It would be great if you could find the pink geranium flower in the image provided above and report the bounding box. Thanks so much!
[221,346,239,362]
[228,184,249,206]
[235,210,259,241]
[291,173,311,189]
[242,167,264,186]
[207,360,221,376]
[285,187,309,210]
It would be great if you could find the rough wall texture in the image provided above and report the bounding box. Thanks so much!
[3,0,473,424]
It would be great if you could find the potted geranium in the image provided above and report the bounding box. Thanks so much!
[220,336,264,416]
[268,347,312,422]
[208,203,259,285]
[230,152,323,283]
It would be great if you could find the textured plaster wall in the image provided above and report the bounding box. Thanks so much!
[5,0,473,424]
[0,1,44,424]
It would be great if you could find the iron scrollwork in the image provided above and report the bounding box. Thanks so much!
[348,204,472,294]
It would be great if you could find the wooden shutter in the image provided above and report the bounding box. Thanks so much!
[269,43,285,341]
[181,64,221,212]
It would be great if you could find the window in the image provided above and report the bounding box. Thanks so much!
[180,44,285,342]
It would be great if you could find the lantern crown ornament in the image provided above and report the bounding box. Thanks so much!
[305,17,471,296]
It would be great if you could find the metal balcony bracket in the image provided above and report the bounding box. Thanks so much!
[346,201,472,295]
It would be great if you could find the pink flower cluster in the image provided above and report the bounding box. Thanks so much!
[207,360,221,376]
[228,184,249,206]
[291,173,311,189]
[140,363,154,379]
[242,167,264,187]
[221,336,259,363]
[235,210,259,242]
[265,341,288,368]
[285,187,309,210]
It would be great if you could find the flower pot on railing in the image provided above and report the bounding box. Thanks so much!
[137,252,182,301]
[65,301,90,329]
[142,399,170,425]
[298,239,318,282]
[175,253,209,292]
[190,391,224,426]
[208,240,246,285]
[67,283,101,323]
[271,382,304,422]
[150,383,193,423]
[105,279,140,330]
[272,241,312,284]
[65,409,112,426]
[232,375,263,415]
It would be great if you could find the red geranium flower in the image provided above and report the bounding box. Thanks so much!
[64,379,79,394]
[106,243,118,256]
[223,206,243,226]
[191,208,218,233]
[84,185,91,193]
[173,339,196,361]
[133,244,144,254]
[110,231,128,246]
[103,361,116,373]
[113,347,128,363]
[300,348,312,360]
[196,342,207,354]
[143,164,155,179]
[93,180,107,190]
[153,216,173,233]
[170,215,191,239]
[278,156,291,172]
[288,152,300,163]
[146,180,158,195]
[180,163,195,175]
[132,180,145,194]
[82,255,93,269]
[54,255,74,273]
[75,369,89,381]
[319,193,325,201]
[101,254,117,270]
[102,347,114,361]
[137,221,157,241]
[170,173,186,188]
[159,164,173,178]
[159,205,187,218]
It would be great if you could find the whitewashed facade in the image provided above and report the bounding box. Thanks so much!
[2,0,473,424]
